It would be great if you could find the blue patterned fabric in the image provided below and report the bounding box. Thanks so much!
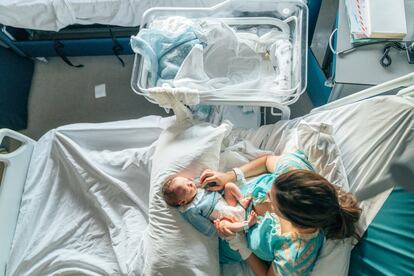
[248,213,324,275]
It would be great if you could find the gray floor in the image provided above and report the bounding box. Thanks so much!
[21,55,315,140]
[21,55,167,140]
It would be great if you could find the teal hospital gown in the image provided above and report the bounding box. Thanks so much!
[220,149,325,276]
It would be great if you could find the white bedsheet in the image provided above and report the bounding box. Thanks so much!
[0,0,223,31]
[6,95,414,275]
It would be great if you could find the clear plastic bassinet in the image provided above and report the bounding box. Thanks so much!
[131,0,308,113]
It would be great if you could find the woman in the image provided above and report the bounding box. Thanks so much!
[200,150,361,276]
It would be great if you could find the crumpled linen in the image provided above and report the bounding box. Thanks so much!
[174,23,292,93]
[130,27,204,87]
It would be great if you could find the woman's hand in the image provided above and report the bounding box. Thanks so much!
[200,169,235,191]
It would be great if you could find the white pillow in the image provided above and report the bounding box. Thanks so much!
[227,121,349,190]
[296,121,349,191]
[295,121,352,276]
[138,119,232,275]
[219,140,273,172]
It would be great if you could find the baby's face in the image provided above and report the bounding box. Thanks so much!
[172,176,197,206]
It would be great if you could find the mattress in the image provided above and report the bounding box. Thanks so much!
[0,0,223,31]
[349,187,414,275]
[6,95,414,275]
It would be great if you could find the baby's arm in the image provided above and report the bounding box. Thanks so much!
[181,208,217,237]
[219,211,257,233]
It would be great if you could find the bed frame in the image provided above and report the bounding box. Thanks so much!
[0,72,413,275]
[0,130,34,275]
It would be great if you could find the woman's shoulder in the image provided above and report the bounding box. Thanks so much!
[274,149,315,174]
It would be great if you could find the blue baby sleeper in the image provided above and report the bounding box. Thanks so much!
[178,189,220,237]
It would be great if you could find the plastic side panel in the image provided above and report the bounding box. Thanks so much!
[0,130,35,276]
[350,187,414,275]
[307,49,331,106]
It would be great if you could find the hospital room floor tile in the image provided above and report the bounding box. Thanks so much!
[21,54,314,140]
[21,55,167,140]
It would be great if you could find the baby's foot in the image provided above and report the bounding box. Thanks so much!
[247,211,258,227]
[239,196,252,209]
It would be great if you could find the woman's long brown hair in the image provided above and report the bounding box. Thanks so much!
[273,170,361,240]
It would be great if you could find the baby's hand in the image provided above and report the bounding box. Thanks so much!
[247,211,257,227]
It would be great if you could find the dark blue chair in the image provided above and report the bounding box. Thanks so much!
[307,0,336,107]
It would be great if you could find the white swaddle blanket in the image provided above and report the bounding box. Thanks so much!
[173,18,292,94]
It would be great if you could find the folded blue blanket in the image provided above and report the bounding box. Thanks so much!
[131,27,204,87]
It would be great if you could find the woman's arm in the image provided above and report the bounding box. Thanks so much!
[181,209,218,237]
[240,155,280,178]
[200,155,279,190]
[245,254,277,276]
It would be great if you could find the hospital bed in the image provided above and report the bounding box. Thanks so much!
[0,0,225,32]
[1,73,413,275]
[0,0,224,64]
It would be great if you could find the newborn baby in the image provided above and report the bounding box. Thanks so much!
[162,176,257,236]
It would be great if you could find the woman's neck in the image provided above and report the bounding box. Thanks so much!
[253,202,318,235]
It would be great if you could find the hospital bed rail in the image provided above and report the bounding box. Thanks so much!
[311,72,414,113]
[0,129,35,276]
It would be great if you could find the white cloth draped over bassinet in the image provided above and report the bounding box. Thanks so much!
[131,12,303,109]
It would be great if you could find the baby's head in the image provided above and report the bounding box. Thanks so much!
[162,176,197,207]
